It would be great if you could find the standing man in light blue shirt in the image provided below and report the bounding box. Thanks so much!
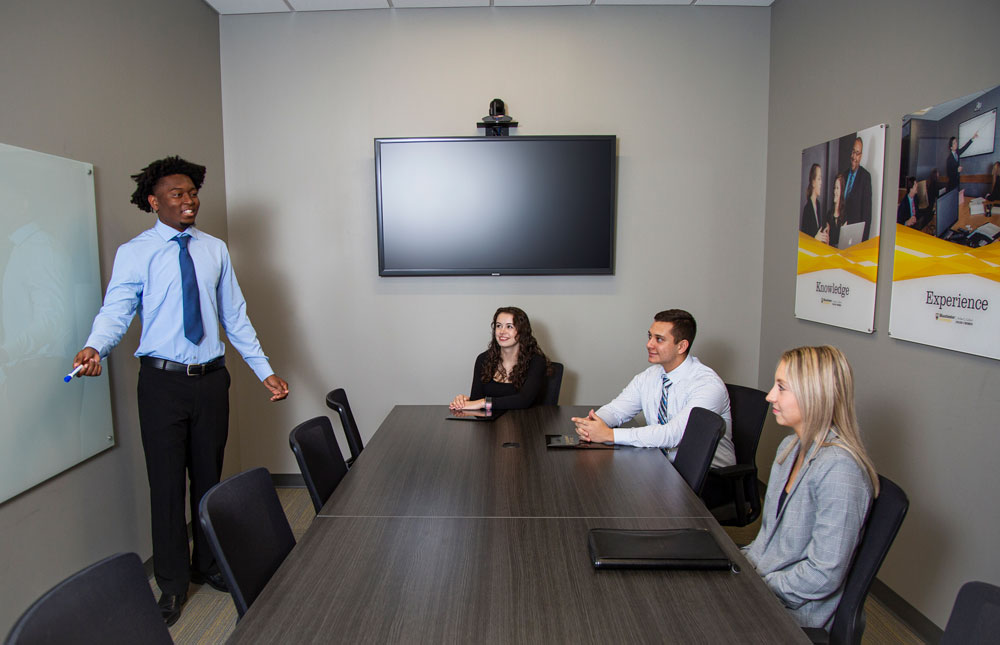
[72,156,288,626]
[572,309,735,473]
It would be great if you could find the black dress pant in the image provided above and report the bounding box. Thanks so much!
[137,364,229,595]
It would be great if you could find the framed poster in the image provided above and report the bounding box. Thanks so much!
[890,84,1000,360]
[795,124,887,333]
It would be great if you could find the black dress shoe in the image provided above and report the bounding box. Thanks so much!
[191,569,228,592]
[157,592,186,627]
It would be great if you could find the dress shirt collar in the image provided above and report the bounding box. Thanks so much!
[661,353,694,382]
[154,219,200,242]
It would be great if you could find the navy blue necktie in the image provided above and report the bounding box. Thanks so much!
[174,234,204,345]
[657,374,672,424]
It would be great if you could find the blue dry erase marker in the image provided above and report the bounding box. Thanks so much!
[64,365,84,382]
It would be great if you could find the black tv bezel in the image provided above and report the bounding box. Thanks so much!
[374,135,617,277]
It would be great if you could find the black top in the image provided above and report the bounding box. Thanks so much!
[469,351,546,411]
[800,198,822,237]
[987,176,1000,200]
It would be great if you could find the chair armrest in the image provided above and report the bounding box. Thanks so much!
[709,463,757,479]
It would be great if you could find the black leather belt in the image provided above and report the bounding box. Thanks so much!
[140,356,225,376]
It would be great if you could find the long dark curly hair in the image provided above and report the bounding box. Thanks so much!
[130,156,206,212]
[480,306,550,389]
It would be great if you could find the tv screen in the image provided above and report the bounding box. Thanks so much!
[375,136,617,276]
[957,108,996,157]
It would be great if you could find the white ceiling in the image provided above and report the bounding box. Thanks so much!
[204,0,771,13]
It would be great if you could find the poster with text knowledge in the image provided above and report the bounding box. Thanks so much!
[795,124,886,333]
[890,84,1000,360]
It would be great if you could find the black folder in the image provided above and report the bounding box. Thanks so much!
[587,528,734,570]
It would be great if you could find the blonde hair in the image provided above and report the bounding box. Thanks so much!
[776,346,879,496]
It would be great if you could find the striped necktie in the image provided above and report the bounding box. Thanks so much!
[657,374,672,424]
[174,233,204,345]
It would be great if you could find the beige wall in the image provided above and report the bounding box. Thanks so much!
[761,0,1000,628]
[0,0,228,634]
[216,6,771,474]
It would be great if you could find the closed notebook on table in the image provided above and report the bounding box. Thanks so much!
[588,528,734,570]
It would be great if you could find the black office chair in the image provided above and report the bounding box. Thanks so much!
[671,407,725,496]
[803,475,909,645]
[325,388,364,466]
[4,552,172,645]
[198,467,296,619]
[541,361,564,405]
[705,383,769,526]
[940,581,1000,645]
[289,416,349,514]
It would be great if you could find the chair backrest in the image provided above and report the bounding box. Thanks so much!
[827,474,908,645]
[542,361,564,405]
[198,467,296,618]
[4,552,172,645]
[940,581,1000,645]
[672,407,724,495]
[325,388,364,462]
[289,416,349,513]
[725,383,769,468]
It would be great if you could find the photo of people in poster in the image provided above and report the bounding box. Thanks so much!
[889,83,1000,360]
[795,124,886,333]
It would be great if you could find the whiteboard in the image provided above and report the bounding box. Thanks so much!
[958,108,996,157]
[0,143,114,503]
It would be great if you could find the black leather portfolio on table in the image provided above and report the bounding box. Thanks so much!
[587,528,734,571]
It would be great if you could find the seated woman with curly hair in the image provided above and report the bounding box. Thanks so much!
[450,306,550,412]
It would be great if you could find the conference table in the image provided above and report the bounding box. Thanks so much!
[228,405,808,643]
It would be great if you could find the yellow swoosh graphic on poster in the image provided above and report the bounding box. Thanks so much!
[892,225,1000,283]
[797,233,879,282]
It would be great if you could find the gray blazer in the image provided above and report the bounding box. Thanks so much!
[743,430,873,629]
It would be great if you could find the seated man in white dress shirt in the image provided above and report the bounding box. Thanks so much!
[572,309,736,486]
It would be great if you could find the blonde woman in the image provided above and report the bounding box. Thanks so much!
[743,346,878,630]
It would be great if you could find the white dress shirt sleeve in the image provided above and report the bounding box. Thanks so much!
[595,372,645,428]
[604,362,730,452]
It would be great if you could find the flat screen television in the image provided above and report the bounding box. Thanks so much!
[375,136,617,276]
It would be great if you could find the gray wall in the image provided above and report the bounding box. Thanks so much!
[0,0,229,634]
[216,6,771,473]
[762,0,1000,628]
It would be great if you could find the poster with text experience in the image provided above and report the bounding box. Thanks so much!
[795,124,886,333]
[890,83,1000,360]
